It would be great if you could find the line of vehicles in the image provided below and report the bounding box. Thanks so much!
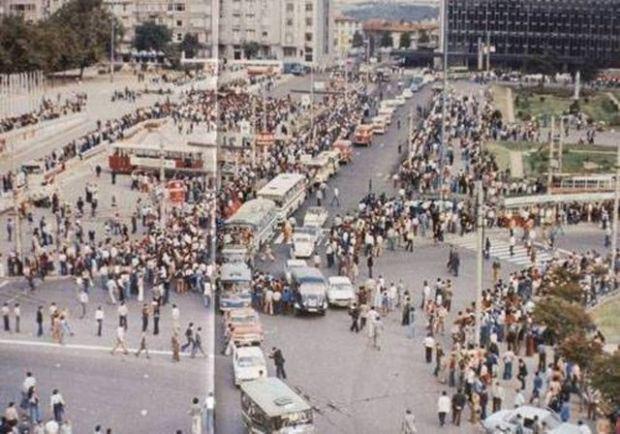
[217,71,417,433]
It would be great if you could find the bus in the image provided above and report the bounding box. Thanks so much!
[218,262,252,311]
[240,377,315,434]
[256,173,307,221]
[224,198,278,255]
[108,142,205,175]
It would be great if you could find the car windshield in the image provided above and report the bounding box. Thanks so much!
[237,356,262,367]
[333,283,352,291]
[231,314,255,324]
[294,234,313,243]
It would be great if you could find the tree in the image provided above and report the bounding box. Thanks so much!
[47,0,118,77]
[180,33,203,59]
[557,332,603,372]
[352,31,364,49]
[590,350,620,408]
[399,32,412,49]
[539,267,584,303]
[134,22,172,52]
[242,41,260,60]
[380,32,393,48]
[533,296,593,343]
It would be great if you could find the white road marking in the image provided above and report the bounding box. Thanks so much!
[0,338,189,356]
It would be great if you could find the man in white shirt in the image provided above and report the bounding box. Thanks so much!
[437,391,451,426]
[110,326,129,355]
[95,307,104,337]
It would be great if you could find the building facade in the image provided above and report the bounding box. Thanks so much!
[333,14,361,57]
[444,0,620,69]
[363,19,439,54]
[218,0,333,66]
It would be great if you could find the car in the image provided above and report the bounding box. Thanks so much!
[292,232,316,258]
[401,88,413,99]
[285,259,307,284]
[224,308,264,346]
[327,276,356,307]
[232,346,267,386]
[291,266,328,315]
[303,207,329,228]
[482,406,581,434]
[371,116,387,134]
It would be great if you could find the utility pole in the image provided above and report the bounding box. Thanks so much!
[439,0,448,212]
[310,64,316,147]
[474,180,484,347]
[547,116,555,192]
[558,116,564,175]
[611,143,620,279]
[110,21,115,83]
[159,138,165,225]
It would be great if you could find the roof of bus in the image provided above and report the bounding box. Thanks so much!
[225,198,277,226]
[220,262,252,281]
[241,377,311,417]
[257,173,306,198]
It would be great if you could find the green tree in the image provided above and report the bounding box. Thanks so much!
[180,33,203,59]
[0,15,59,73]
[46,0,119,77]
[590,350,620,408]
[539,268,584,303]
[134,22,172,52]
[399,32,412,49]
[557,332,603,373]
[533,296,593,343]
[351,31,364,48]
[380,32,393,48]
[242,41,260,59]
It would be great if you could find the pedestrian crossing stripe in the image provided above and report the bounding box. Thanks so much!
[448,236,552,266]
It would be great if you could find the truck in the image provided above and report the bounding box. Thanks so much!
[353,124,373,147]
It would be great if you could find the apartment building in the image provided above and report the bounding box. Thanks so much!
[218,0,333,66]
[333,14,361,57]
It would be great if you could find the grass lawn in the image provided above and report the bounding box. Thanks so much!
[513,88,620,126]
[524,145,615,176]
[486,142,511,172]
[591,295,620,345]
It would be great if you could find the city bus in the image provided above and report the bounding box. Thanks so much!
[256,173,307,221]
[223,198,278,255]
[218,262,252,312]
[108,142,205,175]
[240,377,315,434]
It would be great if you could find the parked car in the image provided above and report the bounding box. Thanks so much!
[401,88,414,99]
[327,276,356,307]
[291,266,328,315]
[371,116,387,134]
[303,207,329,228]
[224,308,264,346]
[284,259,307,284]
[232,346,267,386]
[483,406,581,434]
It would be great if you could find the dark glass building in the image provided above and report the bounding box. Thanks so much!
[445,0,620,69]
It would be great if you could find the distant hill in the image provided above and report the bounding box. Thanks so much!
[340,2,439,23]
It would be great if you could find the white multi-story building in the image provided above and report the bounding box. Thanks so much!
[106,0,215,57]
[218,0,333,66]
[333,14,361,57]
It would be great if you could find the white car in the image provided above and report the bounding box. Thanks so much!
[394,96,407,106]
[293,232,316,258]
[401,88,413,99]
[483,406,581,434]
[371,116,387,134]
[285,259,307,284]
[232,346,267,386]
[327,276,356,307]
[303,206,329,228]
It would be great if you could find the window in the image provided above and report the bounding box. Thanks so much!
[305,32,313,42]
[286,2,293,12]
[306,17,312,26]
[176,20,182,27]
[177,33,183,41]
[286,18,293,26]
[305,2,312,12]
[175,3,185,11]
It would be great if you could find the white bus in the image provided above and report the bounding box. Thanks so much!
[256,173,307,221]
[224,198,278,255]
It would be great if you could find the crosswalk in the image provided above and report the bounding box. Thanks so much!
[448,234,554,267]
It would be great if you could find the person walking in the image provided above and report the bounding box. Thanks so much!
[141,304,150,332]
[181,323,195,353]
[330,187,340,207]
[424,334,435,363]
[2,302,10,332]
[135,332,150,359]
[451,389,466,426]
[36,306,44,337]
[13,303,20,333]
[437,391,451,426]
[188,397,203,434]
[78,291,88,319]
[401,409,417,433]
[270,347,286,379]
[171,332,181,362]
[191,327,207,358]
[50,389,66,423]
[367,255,374,278]
[110,326,129,355]
[95,307,104,337]
[349,303,360,332]
[117,302,128,330]
[205,393,215,434]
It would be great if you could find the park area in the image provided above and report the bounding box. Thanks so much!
[591,295,620,350]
